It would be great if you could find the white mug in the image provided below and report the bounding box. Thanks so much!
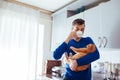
[76,30,83,37]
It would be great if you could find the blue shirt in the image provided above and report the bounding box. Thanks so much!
[53,37,100,80]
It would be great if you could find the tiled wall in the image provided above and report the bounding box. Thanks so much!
[98,49,120,63]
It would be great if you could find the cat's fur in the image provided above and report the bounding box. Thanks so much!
[65,44,96,71]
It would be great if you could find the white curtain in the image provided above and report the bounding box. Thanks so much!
[0,1,40,80]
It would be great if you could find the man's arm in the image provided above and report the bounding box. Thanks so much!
[76,37,100,66]
[76,48,100,66]
[53,28,76,60]
[53,42,68,60]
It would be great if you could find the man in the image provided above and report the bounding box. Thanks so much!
[53,18,100,80]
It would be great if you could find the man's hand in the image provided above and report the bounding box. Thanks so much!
[65,52,78,71]
[65,28,76,44]
[69,59,78,71]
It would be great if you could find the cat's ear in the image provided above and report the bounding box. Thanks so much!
[87,44,96,52]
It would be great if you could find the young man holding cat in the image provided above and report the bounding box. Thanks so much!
[53,18,100,80]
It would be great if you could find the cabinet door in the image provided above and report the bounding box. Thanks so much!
[84,6,101,48]
[51,12,67,51]
[100,0,120,48]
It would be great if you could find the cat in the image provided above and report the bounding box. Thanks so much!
[65,44,96,71]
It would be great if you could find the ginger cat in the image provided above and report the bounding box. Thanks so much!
[65,44,96,71]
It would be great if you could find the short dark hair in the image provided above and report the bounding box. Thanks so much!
[72,18,85,25]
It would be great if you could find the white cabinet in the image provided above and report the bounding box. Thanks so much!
[84,5,101,48]
[84,0,120,49]
[51,12,67,51]
[99,0,120,48]
[51,0,120,51]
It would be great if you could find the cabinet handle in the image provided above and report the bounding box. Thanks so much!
[102,36,107,48]
[98,37,102,48]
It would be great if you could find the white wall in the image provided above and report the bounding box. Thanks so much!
[51,11,68,51]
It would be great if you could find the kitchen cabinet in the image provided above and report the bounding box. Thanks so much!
[84,0,120,49]
[84,5,101,48]
[51,0,120,51]
[99,0,120,48]
[51,12,67,51]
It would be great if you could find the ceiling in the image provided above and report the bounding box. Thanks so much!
[5,0,109,15]
[15,0,76,12]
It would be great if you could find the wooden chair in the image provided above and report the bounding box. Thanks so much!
[45,60,62,75]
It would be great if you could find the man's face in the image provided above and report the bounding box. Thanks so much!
[73,24,85,32]
[72,24,85,38]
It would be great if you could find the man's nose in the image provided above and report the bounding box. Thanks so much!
[78,29,82,31]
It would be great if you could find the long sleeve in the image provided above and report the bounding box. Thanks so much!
[76,37,100,66]
[76,48,100,66]
[53,42,68,60]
